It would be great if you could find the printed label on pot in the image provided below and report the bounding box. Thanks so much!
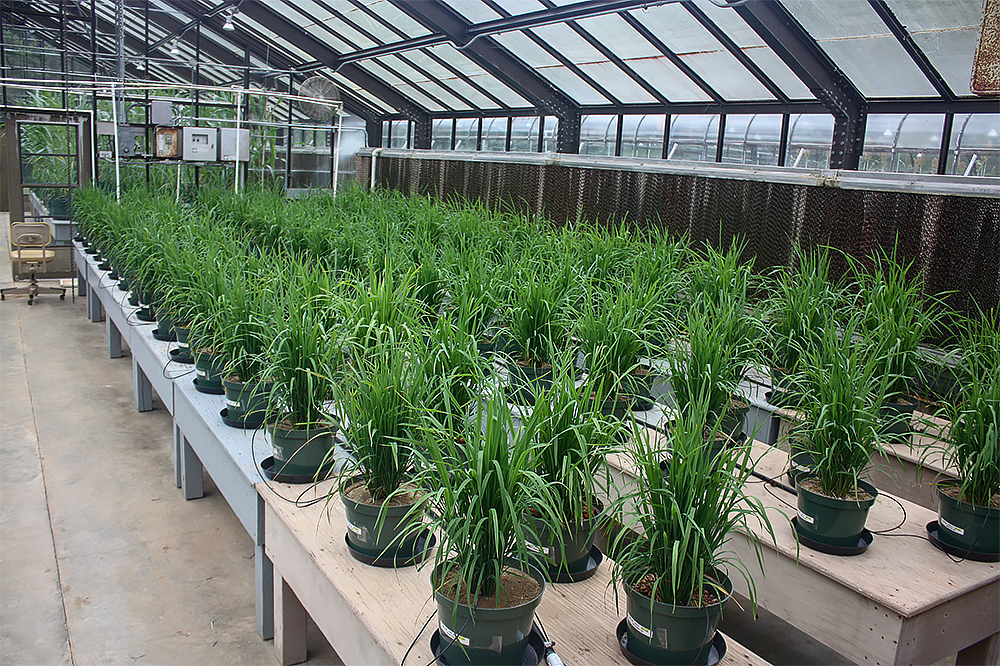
[178,343,189,351]
[196,368,206,378]
[790,461,809,472]
[226,399,240,409]
[525,541,550,556]
[346,521,365,540]
[940,516,965,536]
[627,614,652,639]
[439,621,470,647]
[797,509,815,525]
[272,445,285,461]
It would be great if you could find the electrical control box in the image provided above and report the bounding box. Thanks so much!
[182,127,218,161]
[154,127,181,159]
[219,127,250,162]
[150,100,173,126]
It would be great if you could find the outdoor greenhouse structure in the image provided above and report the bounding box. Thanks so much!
[1,1,998,666]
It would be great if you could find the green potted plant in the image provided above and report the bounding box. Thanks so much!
[610,394,775,665]
[792,317,891,551]
[405,386,561,665]
[926,311,999,557]
[524,366,618,580]
[336,338,428,566]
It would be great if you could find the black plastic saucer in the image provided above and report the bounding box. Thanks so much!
[169,348,194,364]
[192,377,224,395]
[136,309,156,323]
[220,407,265,430]
[430,624,544,666]
[926,521,1000,562]
[85,247,99,255]
[616,620,726,666]
[538,544,603,583]
[152,329,177,342]
[97,262,111,272]
[344,531,435,568]
[119,283,130,292]
[260,456,335,484]
[792,518,873,556]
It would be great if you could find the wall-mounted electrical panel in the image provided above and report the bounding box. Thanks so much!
[150,100,173,126]
[154,127,181,159]
[219,128,250,162]
[182,127,218,161]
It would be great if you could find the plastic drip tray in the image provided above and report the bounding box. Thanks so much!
[793,517,873,556]
[616,620,726,666]
[344,531,435,568]
[430,624,545,666]
[926,521,1000,562]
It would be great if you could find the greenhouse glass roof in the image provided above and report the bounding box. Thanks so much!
[4,0,997,169]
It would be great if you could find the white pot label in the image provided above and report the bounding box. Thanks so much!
[627,614,652,639]
[272,445,285,461]
[178,343,189,351]
[346,521,364,540]
[940,516,965,536]
[797,509,815,525]
[525,541,550,556]
[226,399,240,409]
[790,461,809,472]
[196,368,206,378]
[439,622,470,647]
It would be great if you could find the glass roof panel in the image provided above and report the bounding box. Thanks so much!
[492,31,611,103]
[782,0,938,98]
[491,31,560,68]
[439,0,502,23]
[528,23,607,64]
[392,83,447,112]
[626,57,713,102]
[402,51,503,109]
[574,14,662,59]
[679,49,775,100]
[310,16,381,51]
[741,47,815,100]
[576,62,658,103]
[633,3,727,55]
[687,1,766,47]
[299,23,356,53]
[327,70,395,112]
[491,0,547,15]
[907,29,980,96]
[376,55,472,110]
[427,45,529,107]
[359,1,431,39]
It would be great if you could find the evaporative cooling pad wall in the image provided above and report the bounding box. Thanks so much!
[358,153,1000,318]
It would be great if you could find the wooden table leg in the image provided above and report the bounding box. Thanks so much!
[956,633,999,666]
[274,571,308,666]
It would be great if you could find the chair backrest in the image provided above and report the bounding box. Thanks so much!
[10,222,51,249]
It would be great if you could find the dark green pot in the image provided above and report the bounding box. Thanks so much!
[786,441,815,484]
[715,399,748,442]
[937,484,1000,555]
[155,312,176,339]
[433,561,544,666]
[174,324,191,351]
[795,477,878,548]
[506,360,553,404]
[525,500,604,577]
[341,481,423,562]
[222,378,272,425]
[193,350,226,392]
[879,401,916,442]
[624,570,731,665]
[268,425,335,478]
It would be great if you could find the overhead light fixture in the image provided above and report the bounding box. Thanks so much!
[169,38,181,55]
[223,6,238,30]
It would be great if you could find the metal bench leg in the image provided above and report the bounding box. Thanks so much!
[107,317,122,359]
[180,436,204,500]
[133,359,153,412]
[172,424,183,489]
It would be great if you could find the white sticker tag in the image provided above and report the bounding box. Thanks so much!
[226,399,240,409]
[940,516,965,536]
[627,614,652,639]
[525,541,550,556]
[790,461,809,472]
[439,621,470,646]
[797,509,815,525]
[273,445,285,461]
[346,521,363,539]
[196,368,206,378]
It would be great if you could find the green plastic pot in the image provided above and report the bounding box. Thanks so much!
[506,360,553,404]
[879,401,916,442]
[795,477,878,548]
[624,570,731,665]
[174,324,191,351]
[525,500,604,576]
[714,399,748,442]
[268,424,335,478]
[222,378,272,425]
[433,560,544,666]
[341,480,423,562]
[193,350,226,392]
[786,442,815,484]
[155,311,175,338]
[936,484,1000,555]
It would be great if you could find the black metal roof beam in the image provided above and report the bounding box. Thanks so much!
[866,0,955,101]
[683,2,790,104]
[536,0,672,106]
[732,0,867,170]
[385,0,583,153]
[308,0,510,110]
[145,0,237,53]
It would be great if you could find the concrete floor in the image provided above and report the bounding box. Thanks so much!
[0,215,955,666]
[0,215,340,665]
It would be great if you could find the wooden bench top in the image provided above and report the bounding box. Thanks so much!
[259,479,772,666]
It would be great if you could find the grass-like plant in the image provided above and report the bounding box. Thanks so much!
[610,394,774,606]
[340,261,420,356]
[768,249,838,373]
[576,286,652,404]
[506,266,569,366]
[407,386,560,604]
[794,316,891,498]
[337,339,421,502]
[419,316,486,439]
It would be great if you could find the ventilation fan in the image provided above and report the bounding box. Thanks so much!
[298,76,340,122]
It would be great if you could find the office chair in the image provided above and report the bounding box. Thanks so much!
[1,222,66,305]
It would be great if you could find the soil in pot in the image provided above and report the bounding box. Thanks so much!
[433,562,544,666]
[936,484,1000,555]
[342,480,424,563]
[624,570,731,665]
[268,423,335,478]
[795,477,878,549]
